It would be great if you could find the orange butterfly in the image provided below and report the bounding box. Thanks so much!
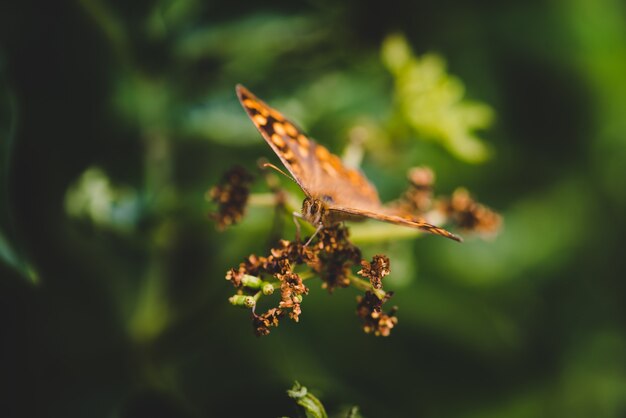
[236,85,462,243]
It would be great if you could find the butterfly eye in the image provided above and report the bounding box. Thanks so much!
[311,200,320,215]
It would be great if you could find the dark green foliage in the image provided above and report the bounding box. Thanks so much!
[2,0,626,417]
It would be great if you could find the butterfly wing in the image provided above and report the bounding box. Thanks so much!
[236,84,381,208]
[237,85,459,242]
[327,206,463,242]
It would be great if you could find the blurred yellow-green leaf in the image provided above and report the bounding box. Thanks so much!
[382,34,493,163]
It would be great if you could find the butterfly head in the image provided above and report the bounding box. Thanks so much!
[302,197,329,226]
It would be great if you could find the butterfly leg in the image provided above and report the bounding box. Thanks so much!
[292,211,303,242]
[304,223,324,247]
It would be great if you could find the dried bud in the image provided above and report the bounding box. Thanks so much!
[439,188,502,235]
[252,308,283,336]
[384,166,435,216]
[311,225,361,292]
[358,255,391,289]
[208,166,254,230]
[225,268,244,288]
[279,272,308,322]
[408,166,435,190]
[356,291,398,337]
[406,166,434,213]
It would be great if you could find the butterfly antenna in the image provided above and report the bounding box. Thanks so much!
[304,224,323,247]
[262,162,298,184]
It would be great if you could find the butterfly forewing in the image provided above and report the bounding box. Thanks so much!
[237,85,313,195]
[236,85,380,209]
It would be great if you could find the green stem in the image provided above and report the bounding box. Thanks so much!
[247,193,280,207]
[348,274,372,292]
[349,274,387,299]
[349,222,422,244]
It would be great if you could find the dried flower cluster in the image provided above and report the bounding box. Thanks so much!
[402,166,435,214]
[438,188,501,235]
[356,290,398,337]
[208,166,253,229]
[358,255,390,290]
[225,227,395,336]
[355,255,397,336]
[226,239,314,335]
[396,167,502,236]
[210,164,501,337]
[312,226,361,292]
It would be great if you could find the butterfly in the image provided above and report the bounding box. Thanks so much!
[236,84,462,243]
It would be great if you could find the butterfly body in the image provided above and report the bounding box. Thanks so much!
[302,197,366,226]
[236,84,462,243]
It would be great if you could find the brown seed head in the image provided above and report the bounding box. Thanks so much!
[439,188,502,235]
[311,225,361,292]
[358,255,391,289]
[208,166,254,229]
[278,271,308,322]
[356,291,398,337]
[252,308,283,337]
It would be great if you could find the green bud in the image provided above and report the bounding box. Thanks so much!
[229,295,256,308]
[243,296,256,308]
[241,274,262,289]
[262,283,274,295]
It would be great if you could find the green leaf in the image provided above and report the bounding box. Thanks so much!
[0,58,38,284]
[345,406,363,418]
[382,34,493,163]
[287,382,328,418]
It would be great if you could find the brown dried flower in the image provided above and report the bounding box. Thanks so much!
[226,238,314,335]
[405,166,435,213]
[225,268,245,288]
[208,166,254,229]
[253,308,283,336]
[387,166,436,215]
[356,291,398,337]
[439,188,502,235]
[310,225,361,292]
[358,255,391,290]
[225,220,404,336]
[270,239,318,268]
[279,272,308,322]
[225,253,269,288]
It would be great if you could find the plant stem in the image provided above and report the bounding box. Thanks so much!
[247,193,280,207]
[348,274,372,292]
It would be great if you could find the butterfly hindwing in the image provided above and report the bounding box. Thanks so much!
[328,206,463,242]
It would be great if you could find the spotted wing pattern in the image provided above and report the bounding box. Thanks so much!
[236,84,461,242]
[236,84,380,209]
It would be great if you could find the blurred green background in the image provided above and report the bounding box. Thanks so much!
[2,0,626,417]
